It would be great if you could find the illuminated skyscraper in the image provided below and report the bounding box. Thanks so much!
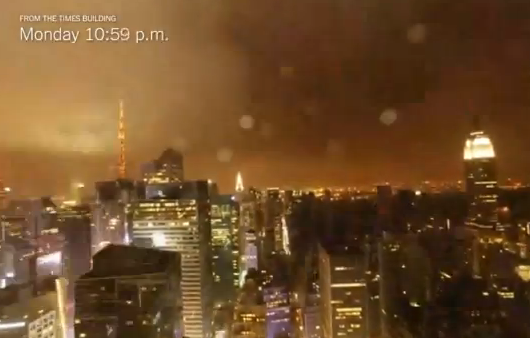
[143,148,184,184]
[93,179,143,252]
[463,116,499,230]
[318,243,367,338]
[263,189,285,261]
[142,148,185,199]
[211,194,240,303]
[130,181,213,338]
[237,187,261,281]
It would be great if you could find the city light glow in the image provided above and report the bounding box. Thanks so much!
[37,251,62,264]
[0,322,26,330]
[152,232,166,247]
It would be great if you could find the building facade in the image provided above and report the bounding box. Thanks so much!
[463,120,499,230]
[211,194,240,304]
[74,245,180,338]
[0,276,68,338]
[130,181,213,338]
[318,243,367,338]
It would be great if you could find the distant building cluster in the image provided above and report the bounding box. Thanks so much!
[2,115,530,338]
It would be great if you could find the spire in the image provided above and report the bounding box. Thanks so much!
[472,114,481,132]
[118,99,126,179]
[236,172,244,192]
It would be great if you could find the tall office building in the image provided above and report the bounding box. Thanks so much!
[302,293,321,338]
[130,180,213,338]
[262,189,285,263]
[318,243,367,338]
[0,237,37,287]
[142,148,185,199]
[232,278,266,338]
[29,197,57,237]
[92,179,143,252]
[1,199,35,240]
[211,194,240,304]
[51,202,92,298]
[242,230,259,274]
[74,245,181,338]
[463,116,499,230]
[263,284,293,338]
[238,186,261,278]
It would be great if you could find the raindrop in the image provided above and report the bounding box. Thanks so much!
[239,115,255,130]
[380,108,398,126]
[407,24,427,44]
[216,148,233,163]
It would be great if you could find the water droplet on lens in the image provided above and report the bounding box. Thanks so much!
[380,108,398,126]
[407,24,427,44]
[239,115,255,130]
[216,148,233,163]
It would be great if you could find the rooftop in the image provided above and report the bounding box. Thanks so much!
[81,244,179,279]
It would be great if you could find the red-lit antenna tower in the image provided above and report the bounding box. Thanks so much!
[118,99,126,179]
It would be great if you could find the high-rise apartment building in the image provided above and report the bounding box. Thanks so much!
[130,180,213,338]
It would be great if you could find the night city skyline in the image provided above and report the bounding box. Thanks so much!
[3,0,530,336]
[2,0,530,197]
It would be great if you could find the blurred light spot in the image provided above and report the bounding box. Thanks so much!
[216,148,233,163]
[380,108,398,126]
[239,115,255,130]
[259,122,274,139]
[326,139,344,157]
[407,24,427,44]
[280,66,295,78]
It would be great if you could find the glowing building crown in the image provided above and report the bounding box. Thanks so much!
[464,131,495,160]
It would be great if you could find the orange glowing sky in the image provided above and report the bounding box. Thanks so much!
[1,0,530,196]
